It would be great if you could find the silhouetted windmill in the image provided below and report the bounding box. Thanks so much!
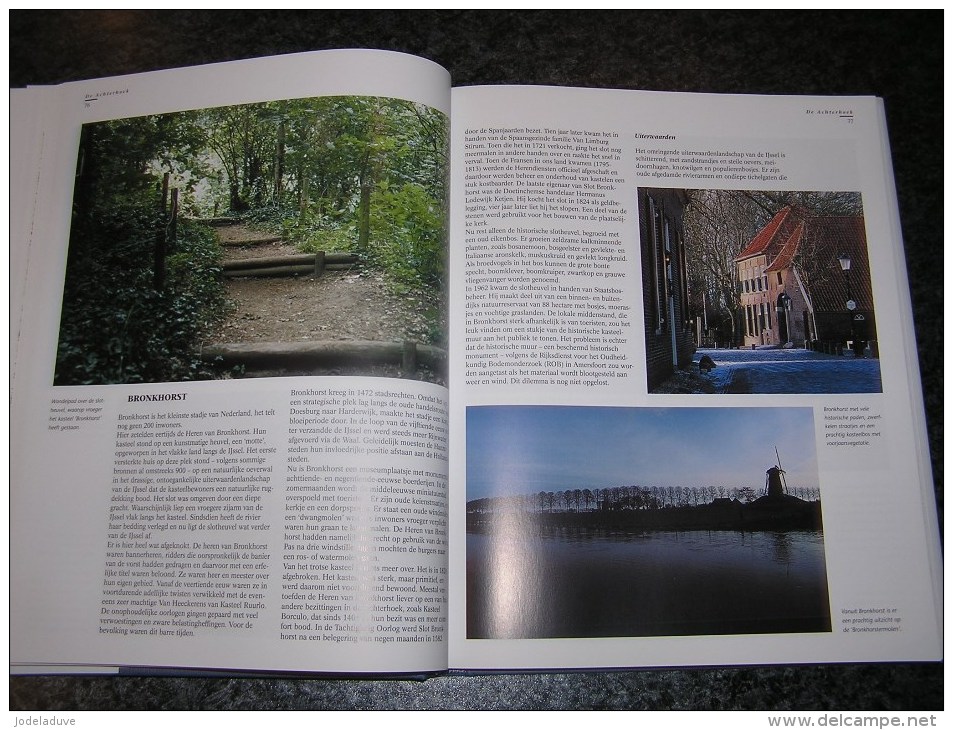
[764,447,788,499]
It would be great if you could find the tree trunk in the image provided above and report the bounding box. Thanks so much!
[357,176,371,253]
[274,121,285,205]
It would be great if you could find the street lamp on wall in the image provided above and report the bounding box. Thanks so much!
[838,253,854,304]
[838,253,856,354]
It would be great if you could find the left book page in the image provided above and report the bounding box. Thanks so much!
[11,50,452,676]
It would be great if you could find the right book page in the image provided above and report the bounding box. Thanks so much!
[446,84,942,671]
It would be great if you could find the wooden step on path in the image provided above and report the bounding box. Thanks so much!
[222,251,359,277]
[188,216,241,227]
[186,217,283,245]
[220,235,284,247]
[202,339,446,373]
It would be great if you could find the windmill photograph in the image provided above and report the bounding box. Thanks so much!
[466,405,830,640]
[766,450,788,498]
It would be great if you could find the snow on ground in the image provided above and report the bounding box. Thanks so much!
[695,348,883,394]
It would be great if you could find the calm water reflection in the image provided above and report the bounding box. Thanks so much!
[466,525,831,639]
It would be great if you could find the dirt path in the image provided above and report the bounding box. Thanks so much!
[206,268,435,345]
[203,222,442,380]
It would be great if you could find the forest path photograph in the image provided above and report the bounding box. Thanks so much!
[52,94,449,386]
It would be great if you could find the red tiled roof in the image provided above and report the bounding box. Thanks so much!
[766,220,805,272]
[735,206,795,260]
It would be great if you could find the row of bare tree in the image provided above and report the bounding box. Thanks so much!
[466,484,822,514]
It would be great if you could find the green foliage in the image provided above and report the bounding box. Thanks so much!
[294,221,357,255]
[55,208,227,385]
[368,182,446,290]
[247,202,357,254]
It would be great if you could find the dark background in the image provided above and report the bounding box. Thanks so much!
[10,9,942,711]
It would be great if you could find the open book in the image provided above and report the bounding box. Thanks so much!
[11,49,941,676]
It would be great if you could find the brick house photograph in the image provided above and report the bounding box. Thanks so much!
[642,188,882,395]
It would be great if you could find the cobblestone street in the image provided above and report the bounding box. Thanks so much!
[697,347,883,394]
